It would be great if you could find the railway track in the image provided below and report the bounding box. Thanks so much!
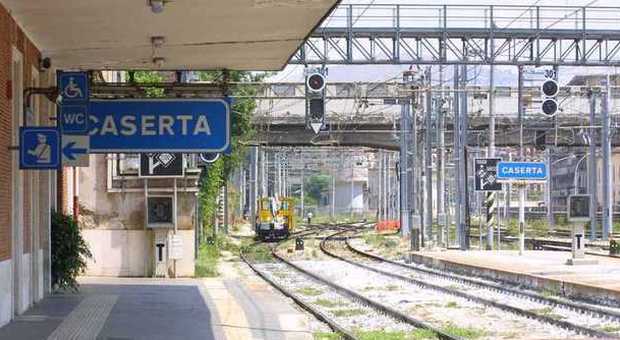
[241,222,462,340]
[320,228,620,339]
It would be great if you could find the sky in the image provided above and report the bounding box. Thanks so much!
[267,0,620,85]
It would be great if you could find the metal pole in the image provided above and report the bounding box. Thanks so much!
[301,164,305,219]
[588,93,598,240]
[400,96,411,238]
[437,67,446,246]
[487,62,496,249]
[331,166,336,218]
[173,178,178,278]
[223,183,228,234]
[425,67,433,244]
[250,147,258,232]
[385,152,390,220]
[260,148,266,197]
[394,153,399,222]
[478,190,483,250]
[453,65,462,248]
[412,83,420,249]
[257,147,262,199]
[458,64,469,250]
[505,153,511,221]
[602,76,613,240]
[351,159,354,219]
[384,153,388,220]
[518,65,525,256]
[274,153,282,197]
[240,168,245,217]
[378,150,383,221]
[545,149,554,231]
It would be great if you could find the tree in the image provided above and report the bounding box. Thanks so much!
[305,174,332,206]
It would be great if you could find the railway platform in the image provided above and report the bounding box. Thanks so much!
[409,250,620,305]
[0,264,318,340]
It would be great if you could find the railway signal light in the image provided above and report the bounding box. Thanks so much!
[540,78,559,117]
[306,73,326,92]
[305,70,326,134]
[541,98,558,117]
[541,79,559,97]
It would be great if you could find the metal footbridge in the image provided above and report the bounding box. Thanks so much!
[291,4,620,66]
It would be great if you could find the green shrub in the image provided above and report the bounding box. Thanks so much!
[195,242,220,277]
[51,211,92,291]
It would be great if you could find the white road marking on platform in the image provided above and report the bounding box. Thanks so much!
[47,295,117,340]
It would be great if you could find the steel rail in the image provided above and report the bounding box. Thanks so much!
[354,234,620,313]
[321,229,620,339]
[240,224,358,340]
[269,223,461,340]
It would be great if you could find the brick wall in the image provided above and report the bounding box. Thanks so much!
[0,3,41,261]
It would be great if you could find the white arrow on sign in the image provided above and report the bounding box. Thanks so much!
[61,135,90,167]
[310,122,323,134]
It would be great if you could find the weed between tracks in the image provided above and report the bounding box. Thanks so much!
[297,287,323,296]
[355,329,439,340]
[314,332,342,340]
[360,232,408,259]
[600,325,620,333]
[444,301,458,308]
[331,308,366,317]
[363,234,400,249]
[528,307,565,320]
[241,242,273,263]
[314,298,345,308]
[440,323,486,339]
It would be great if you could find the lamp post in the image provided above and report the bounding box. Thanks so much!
[573,154,588,195]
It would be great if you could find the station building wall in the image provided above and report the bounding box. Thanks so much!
[78,154,197,277]
[0,3,57,328]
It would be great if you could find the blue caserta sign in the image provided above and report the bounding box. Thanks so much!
[496,161,547,181]
[88,99,230,153]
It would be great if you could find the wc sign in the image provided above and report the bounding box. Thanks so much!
[60,105,88,134]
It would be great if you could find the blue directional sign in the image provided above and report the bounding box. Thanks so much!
[20,127,60,169]
[496,161,547,181]
[63,142,87,160]
[88,99,230,153]
[60,105,89,134]
[63,138,88,160]
[58,71,89,103]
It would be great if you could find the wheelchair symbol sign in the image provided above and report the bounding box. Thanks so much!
[58,72,89,103]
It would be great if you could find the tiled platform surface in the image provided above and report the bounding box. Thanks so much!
[410,250,620,305]
[0,272,315,340]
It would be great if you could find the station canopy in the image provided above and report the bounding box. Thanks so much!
[2,0,339,70]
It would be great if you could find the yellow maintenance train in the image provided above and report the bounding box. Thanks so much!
[255,197,295,240]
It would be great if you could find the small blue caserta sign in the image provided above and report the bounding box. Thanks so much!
[88,99,230,153]
[496,161,547,181]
